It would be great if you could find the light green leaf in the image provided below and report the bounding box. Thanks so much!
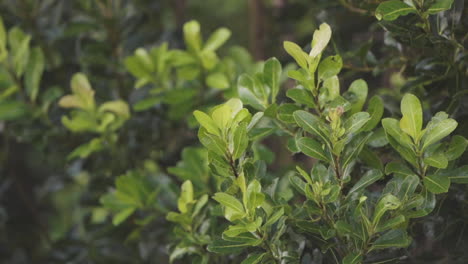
[423,174,450,194]
[375,0,417,21]
[204,27,231,52]
[194,110,220,136]
[67,138,104,160]
[421,119,457,150]
[318,55,342,80]
[238,74,265,110]
[283,41,308,69]
[69,73,95,110]
[178,181,194,213]
[400,93,422,140]
[309,23,332,58]
[183,20,202,51]
[24,47,44,102]
[297,137,330,162]
[213,193,245,215]
[0,17,6,61]
[112,207,136,226]
[11,32,31,77]
[206,72,229,90]
[99,100,130,119]
[263,57,281,102]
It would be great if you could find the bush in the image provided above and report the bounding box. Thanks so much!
[0,1,466,263]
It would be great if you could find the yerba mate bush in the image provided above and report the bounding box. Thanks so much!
[167,23,468,263]
[0,1,466,263]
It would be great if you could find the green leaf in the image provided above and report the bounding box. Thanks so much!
[385,162,414,177]
[207,239,250,254]
[286,88,316,108]
[178,181,194,213]
[427,0,454,14]
[204,27,231,52]
[293,110,330,144]
[0,17,6,61]
[0,100,28,120]
[318,55,342,81]
[348,169,383,195]
[133,97,162,112]
[283,41,308,69]
[297,137,330,162]
[343,253,362,264]
[232,122,249,159]
[24,47,44,102]
[424,151,448,169]
[263,57,281,102]
[112,207,136,226]
[321,75,340,102]
[241,253,266,264]
[264,207,284,227]
[361,96,384,131]
[421,119,457,150]
[423,174,450,194]
[277,103,301,123]
[446,165,468,184]
[99,100,130,119]
[183,20,202,52]
[370,229,411,250]
[309,23,332,58]
[400,94,422,140]
[206,72,229,90]
[376,215,406,233]
[213,193,245,215]
[344,112,370,135]
[238,74,265,110]
[246,180,264,211]
[67,138,104,160]
[382,118,414,152]
[11,32,31,77]
[194,110,220,136]
[373,194,401,226]
[375,0,417,21]
[345,79,368,114]
[445,135,467,161]
[289,174,307,195]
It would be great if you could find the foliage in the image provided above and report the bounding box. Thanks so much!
[0,1,466,263]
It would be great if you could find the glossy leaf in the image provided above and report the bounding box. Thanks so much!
[297,137,330,162]
[375,1,416,21]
